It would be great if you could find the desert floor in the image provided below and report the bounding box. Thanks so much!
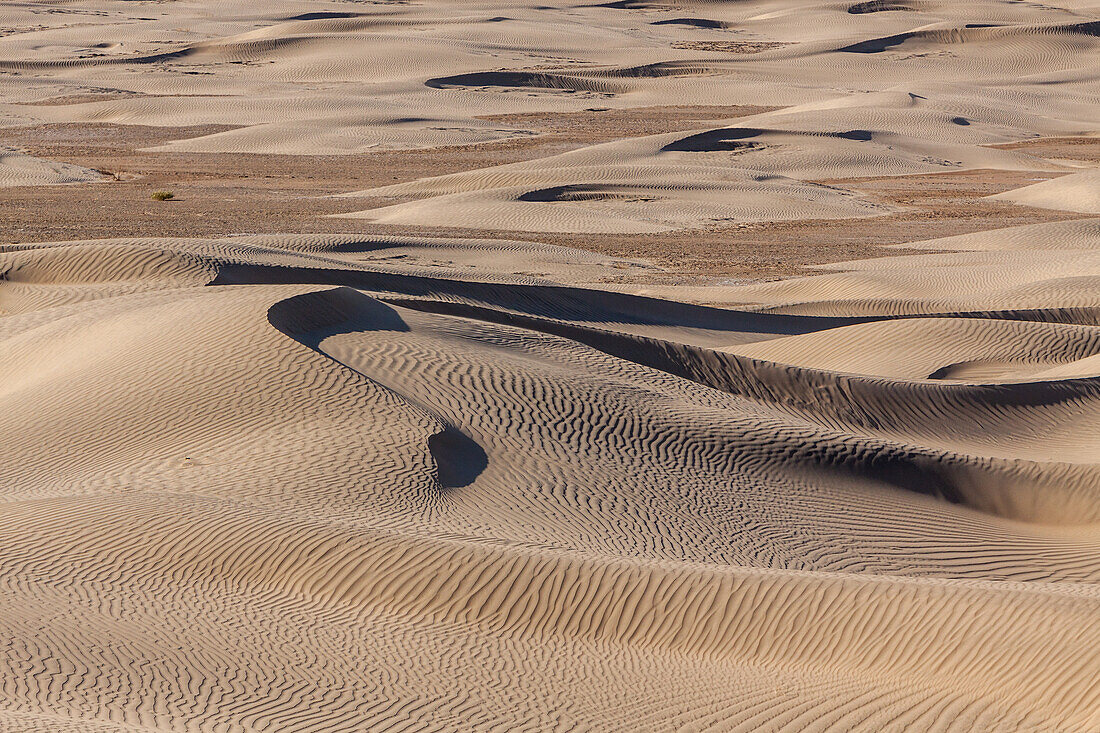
[1,1,1098,731]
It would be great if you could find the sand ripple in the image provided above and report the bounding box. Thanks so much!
[0,231,1097,730]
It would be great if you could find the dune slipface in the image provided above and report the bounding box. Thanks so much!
[1,0,1099,732]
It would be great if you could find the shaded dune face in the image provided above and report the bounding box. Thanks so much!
[1,234,1098,731]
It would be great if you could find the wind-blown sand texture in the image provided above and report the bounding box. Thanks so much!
[0,147,102,188]
[1,1,1100,731]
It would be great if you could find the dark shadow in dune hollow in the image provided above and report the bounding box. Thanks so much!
[429,428,489,489]
[225,263,870,337]
[662,128,765,152]
[651,18,731,29]
[267,286,408,350]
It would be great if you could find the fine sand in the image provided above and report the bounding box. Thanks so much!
[1,1,1099,731]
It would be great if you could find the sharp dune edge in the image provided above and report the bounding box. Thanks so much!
[0,1,1099,731]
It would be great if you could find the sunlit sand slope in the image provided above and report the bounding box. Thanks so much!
[0,231,1097,731]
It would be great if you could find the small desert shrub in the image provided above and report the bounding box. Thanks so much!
[151,191,175,201]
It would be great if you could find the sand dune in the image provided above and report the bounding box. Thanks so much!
[2,1,1100,731]
[0,148,102,188]
[989,169,1100,214]
[701,216,1100,319]
[724,317,1100,381]
[142,114,528,156]
[336,114,1060,230]
[898,218,1100,251]
[2,230,1099,730]
[341,165,892,232]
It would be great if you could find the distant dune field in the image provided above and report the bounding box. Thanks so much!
[0,1,1098,731]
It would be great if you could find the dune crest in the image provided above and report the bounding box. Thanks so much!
[1,229,1099,730]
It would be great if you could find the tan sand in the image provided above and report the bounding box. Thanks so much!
[989,169,1100,214]
[0,1,1098,731]
[0,147,102,187]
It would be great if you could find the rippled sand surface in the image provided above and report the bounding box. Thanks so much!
[1,1,1099,731]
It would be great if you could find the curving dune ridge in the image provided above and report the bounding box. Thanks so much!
[1,229,1098,730]
[1,0,1100,731]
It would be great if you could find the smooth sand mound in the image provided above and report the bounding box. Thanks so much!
[898,218,1100,251]
[143,115,528,155]
[715,236,1100,319]
[989,169,1100,214]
